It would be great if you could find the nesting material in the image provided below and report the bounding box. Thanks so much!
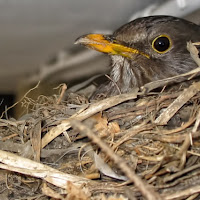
[0,43,200,200]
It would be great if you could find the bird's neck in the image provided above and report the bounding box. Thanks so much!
[110,55,139,93]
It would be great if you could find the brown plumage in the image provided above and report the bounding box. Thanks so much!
[75,16,200,97]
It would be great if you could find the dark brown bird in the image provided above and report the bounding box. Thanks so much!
[75,16,200,96]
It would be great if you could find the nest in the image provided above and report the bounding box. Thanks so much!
[0,42,200,200]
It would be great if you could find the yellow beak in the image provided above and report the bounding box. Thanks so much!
[75,34,149,59]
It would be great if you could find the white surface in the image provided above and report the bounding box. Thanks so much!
[130,0,200,21]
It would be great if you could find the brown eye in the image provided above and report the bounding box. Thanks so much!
[152,35,172,53]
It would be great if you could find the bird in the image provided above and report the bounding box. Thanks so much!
[75,16,200,97]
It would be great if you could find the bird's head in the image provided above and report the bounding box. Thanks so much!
[75,16,200,94]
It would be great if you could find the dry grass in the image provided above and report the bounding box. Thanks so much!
[0,42,200,199]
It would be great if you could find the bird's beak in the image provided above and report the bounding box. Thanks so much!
[75,34,149,59]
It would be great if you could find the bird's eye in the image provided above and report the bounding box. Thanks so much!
[152,35,172,53]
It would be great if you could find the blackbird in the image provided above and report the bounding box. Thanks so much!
[75,16,200,96]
